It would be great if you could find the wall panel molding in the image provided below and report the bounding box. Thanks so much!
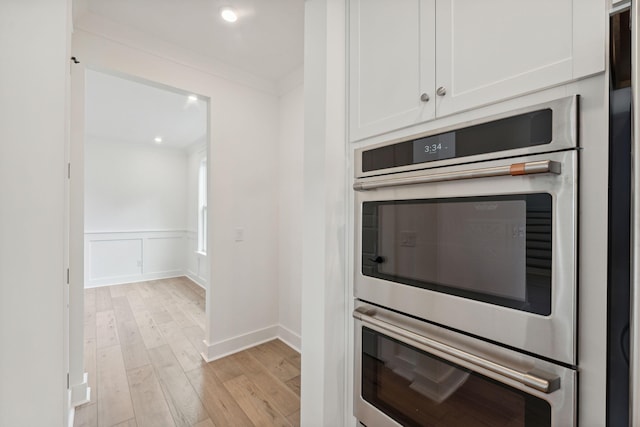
[84,230,189,288]
[185,231,209,289]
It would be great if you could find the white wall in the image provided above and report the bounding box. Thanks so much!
[278,83,304,349]
[83,139,190,286]
[0,1,69,426]
[84,230,187,286]
[73,28,281,360]
[206,78,281,356]
[85,139,187,232]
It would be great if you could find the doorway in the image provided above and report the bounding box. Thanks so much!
[68,66,211,410]
[83,69,209,290]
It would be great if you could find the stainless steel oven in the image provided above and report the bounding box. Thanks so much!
[353,303,576,427]
[353,96,578,365]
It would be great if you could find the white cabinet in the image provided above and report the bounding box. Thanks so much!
[349,0,435,142]
[349,0,605,142]
[435,0,604,117]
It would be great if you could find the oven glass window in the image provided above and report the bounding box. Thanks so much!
[362,193,552,315]
[361,327,551,427]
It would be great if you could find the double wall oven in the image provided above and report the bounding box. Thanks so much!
[353,96,579,426]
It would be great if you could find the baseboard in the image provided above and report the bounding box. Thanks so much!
[202,325,280,362]
[278,325,301,353]
[201,324,301,362]
[185,271,207,290]
[66,377,89,427]
[70,373,91,407]
[68,401,75,427]
[85,271,185,288]
[67,390,74,427]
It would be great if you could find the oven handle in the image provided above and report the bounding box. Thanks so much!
[353,307,561,394]
[353,159,561,191]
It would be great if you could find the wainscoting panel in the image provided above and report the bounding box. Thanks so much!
[85,230,191,288]
[185,231,209,289]
[144,234,185,276]
[186,233,198,278]
[88,238,142,283]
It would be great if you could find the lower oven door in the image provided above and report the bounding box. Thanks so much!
[353,303,576,427]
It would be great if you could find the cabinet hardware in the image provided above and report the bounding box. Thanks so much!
[420,93,430,102]
[436,86,447,96]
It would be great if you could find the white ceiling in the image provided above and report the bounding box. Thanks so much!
[76,0,305,83]
[86,69,208,149]
[79,0,304,148]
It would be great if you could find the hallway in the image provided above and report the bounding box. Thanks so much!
[74,278,301,427]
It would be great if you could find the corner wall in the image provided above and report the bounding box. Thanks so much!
[278,83,304,350]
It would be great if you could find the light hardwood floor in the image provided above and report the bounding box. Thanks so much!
[74,277,301,427]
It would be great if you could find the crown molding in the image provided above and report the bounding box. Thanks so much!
[73,12,279,96]
[277,65,304,96]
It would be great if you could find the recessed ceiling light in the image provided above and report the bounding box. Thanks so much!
[188,94,198,102]
[220,7,238,23]
[154,137,163,144]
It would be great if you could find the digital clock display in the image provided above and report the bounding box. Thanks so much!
[412,132,456,163]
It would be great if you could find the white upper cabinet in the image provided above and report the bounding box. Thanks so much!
[435,0,604,117]
[349,0,435,142]
[349,0,605,142]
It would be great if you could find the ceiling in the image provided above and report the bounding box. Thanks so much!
[85,69,208,149]
[75,0,305,83]
[79,0,304,149]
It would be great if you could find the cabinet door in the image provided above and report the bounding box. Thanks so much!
[435,0,605,117]
[349,0,435,142]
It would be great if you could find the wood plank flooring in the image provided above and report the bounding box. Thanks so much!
[74,277,301,427]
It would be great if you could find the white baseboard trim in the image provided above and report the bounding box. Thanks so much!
[278,325,301,353]
[200,324,301,362]
[70,373,91,407]
[85,272,185,288]
[202,325,280,362]
[185,271,207,290]
[68,405,75,427]
[67,390,75,427]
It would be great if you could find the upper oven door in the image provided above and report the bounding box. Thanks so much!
[355,95,577,178]
[354,149,577,364]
